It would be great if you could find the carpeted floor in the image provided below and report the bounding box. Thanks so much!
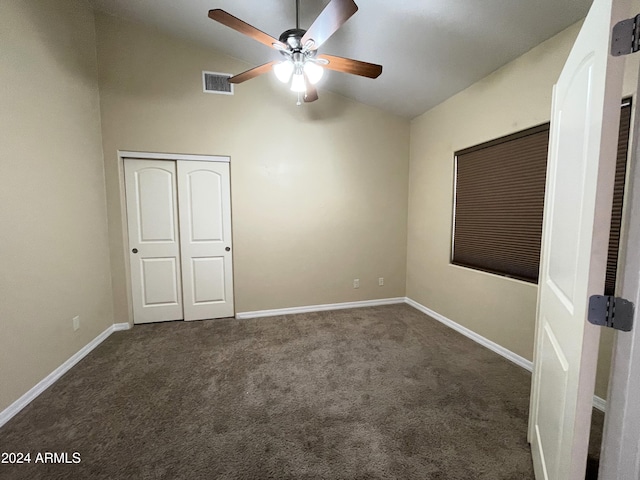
[0,304,601,479]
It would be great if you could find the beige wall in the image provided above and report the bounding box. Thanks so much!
[94,14,410,323]
[0,0,114,411]
[407,21,639,399]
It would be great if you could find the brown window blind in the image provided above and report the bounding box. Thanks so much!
[452,100,631,286]
[453,125,550,282]
[605,102,632,295]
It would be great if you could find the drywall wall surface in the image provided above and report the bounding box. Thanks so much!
[94,14,410,321]
[0,0,113,411]
[407,24,580,362]
[408,20,639,399]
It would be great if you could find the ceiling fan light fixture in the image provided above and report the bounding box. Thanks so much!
[303,61,324,85]
[273,60,294,83]
[208,0,383,105]
[290,72,306,92]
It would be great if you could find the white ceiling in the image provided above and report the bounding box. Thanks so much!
[88,0,593,119]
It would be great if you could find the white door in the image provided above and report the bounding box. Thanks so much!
[177,161,234,320]
[528,0,629,478]
[124,159,183,324]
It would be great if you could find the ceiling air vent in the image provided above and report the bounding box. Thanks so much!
[202,71,234,95]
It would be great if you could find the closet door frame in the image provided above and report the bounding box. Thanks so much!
[118,151,233,326]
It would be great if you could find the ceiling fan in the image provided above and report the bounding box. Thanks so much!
[208,0,383,104]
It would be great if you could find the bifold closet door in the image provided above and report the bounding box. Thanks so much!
[124,159,183,324]
[177,161,234,320]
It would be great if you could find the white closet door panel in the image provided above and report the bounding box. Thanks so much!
[141,258,181,305]
[178,161,234,320]
[188,171,224,242]
[136,169,177,242]
[125,159,183,324]
[192,257,225,303]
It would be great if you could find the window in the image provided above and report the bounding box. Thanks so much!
[452,124,549,282]
[605,101,632,295]
[452,101,632,290]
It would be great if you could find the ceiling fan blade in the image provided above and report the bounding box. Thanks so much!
[228,61,278,84]
[208,9,287,50]
[317,54,382,79]
[301,0,358,50]
[303,74,319,102]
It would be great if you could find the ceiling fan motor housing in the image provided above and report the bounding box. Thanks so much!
[279,28,307,51]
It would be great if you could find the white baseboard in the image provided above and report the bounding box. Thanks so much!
[236,297,406,319]
[592,395,607,412]
[0,322,131,429]
[404,297,607,412]
[404,297,533,371]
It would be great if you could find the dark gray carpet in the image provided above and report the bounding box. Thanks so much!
[1,304,558,479]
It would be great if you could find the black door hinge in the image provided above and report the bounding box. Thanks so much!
[612,14,640,56]
[588,295,634,331]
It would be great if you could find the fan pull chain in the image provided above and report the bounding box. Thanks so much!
[297,91,302,106]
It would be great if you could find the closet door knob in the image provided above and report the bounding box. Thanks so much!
[225,247,231,252]
[132,248,138,254]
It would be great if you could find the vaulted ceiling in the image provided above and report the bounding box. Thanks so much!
[89,0,593,118]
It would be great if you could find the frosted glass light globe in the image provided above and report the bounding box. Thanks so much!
[290,73,306,92]
[273,61,294,83]
[304,62,324,85]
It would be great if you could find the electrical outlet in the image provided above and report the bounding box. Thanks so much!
[378,277,384,286]
[73,316,80,331]
[353,278,360,289]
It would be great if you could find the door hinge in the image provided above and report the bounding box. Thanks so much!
[612,14,640,56]
[588,295,634,331]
